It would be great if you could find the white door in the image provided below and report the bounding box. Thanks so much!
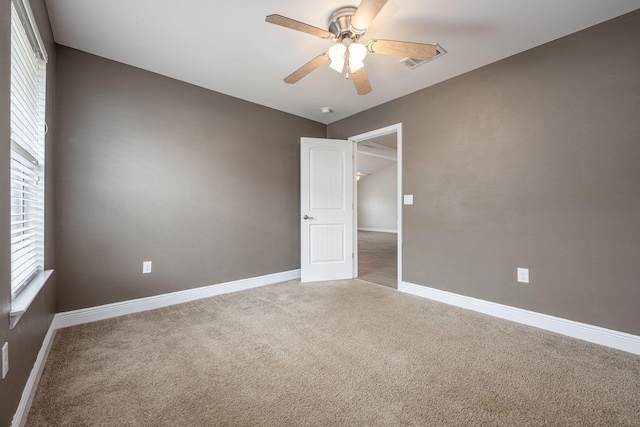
[301,137,354,282]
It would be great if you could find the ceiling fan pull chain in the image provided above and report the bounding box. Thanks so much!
[345,52,350,79]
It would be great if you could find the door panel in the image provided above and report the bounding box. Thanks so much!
[301,138,353,282]
[310,224,345,263]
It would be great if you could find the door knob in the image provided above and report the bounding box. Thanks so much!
[303,215,314,220]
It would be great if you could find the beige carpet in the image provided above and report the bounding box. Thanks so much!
[358,231,397,289]
[27,280,640,426]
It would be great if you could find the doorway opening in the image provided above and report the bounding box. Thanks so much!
[349,124,402,289]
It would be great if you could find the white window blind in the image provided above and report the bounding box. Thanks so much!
[10,0,47,299]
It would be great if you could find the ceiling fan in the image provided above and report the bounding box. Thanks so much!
[265,0,437,95]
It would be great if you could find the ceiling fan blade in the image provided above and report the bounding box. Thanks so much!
[351,67,372,96]
[366,39,437,61]
[351,0,388,34]
[266,15,335,39]
[284,53,330,84]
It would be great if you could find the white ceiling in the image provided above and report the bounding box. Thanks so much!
[357,139,397,175]
[45,0,640,124]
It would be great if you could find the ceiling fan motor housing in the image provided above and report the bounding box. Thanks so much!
[328,7,361,41]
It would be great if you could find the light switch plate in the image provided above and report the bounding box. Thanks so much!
[517,268,529,283]
[143,261,152,274]
[404,195,414,205]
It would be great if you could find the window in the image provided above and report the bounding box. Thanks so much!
[10,0,47,299]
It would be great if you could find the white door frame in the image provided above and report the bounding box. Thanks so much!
[349,123,403,288]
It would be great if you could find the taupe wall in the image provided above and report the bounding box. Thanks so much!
[0,0,56,425]
[55,47,325,312]
[329,10,640,335]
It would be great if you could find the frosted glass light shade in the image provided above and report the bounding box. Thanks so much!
[349,58,364,73]
[330,57,345,73]
[328,43,347,73]
[347,43,366,72]
[348,43,367,61]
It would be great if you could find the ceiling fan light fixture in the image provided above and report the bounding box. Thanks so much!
[349,43,367,61]
[329,58,345,73]
[328,43,347,73]
[348,58,364,73]
[348,43,367,72]
[268,0,435,96]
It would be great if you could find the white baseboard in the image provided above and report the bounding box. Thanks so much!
[56,269,301,329]
[12,317,58,427]
[358,228,398,233]
[400,281,640,355]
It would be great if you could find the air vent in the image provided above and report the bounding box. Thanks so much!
[400,44,447,70]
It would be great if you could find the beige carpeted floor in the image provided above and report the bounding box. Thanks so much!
[27,279,640,426]
[358,231,397,289]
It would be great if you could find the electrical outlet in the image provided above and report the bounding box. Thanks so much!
[143,261,152,274]
[2,342,8,379]
[517,268,529,284]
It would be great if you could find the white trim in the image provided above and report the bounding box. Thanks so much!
[349,123,403,288]
[396,125,403,290]
[349,124,401,141]
[400,281,640,355]
[11,316,58,427]
[358,227,398,233]
[56,269,301,329]
[10,270,54,329]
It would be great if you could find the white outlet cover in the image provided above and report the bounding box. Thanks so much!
[404,195,414,205]
[517,268,529,283]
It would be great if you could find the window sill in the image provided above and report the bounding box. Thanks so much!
[10,269,54,329]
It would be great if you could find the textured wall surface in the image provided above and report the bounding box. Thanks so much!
[329,10,640,335]
[55,47,325,311]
